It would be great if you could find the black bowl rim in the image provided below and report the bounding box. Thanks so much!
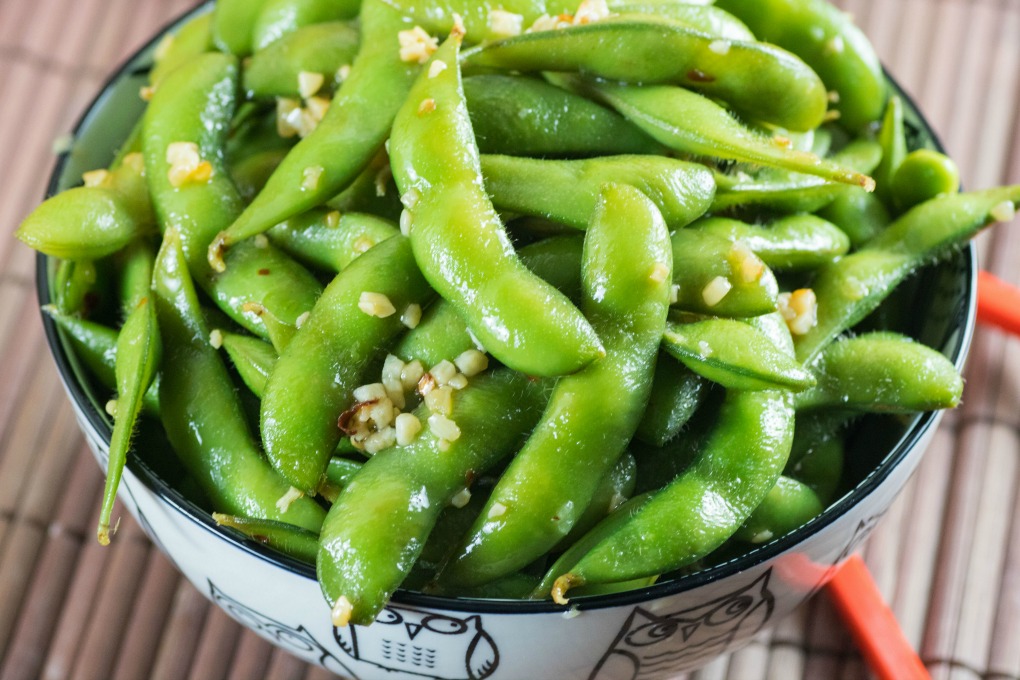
[37,2,978,616]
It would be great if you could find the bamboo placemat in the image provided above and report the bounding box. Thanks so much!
[0,0,1018,678]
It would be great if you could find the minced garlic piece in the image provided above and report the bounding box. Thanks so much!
[417,98,436,115]
[294,311,310,329]
[154,34,176,62]
[166,141,213,188]
[297,71,325,99]
[573,0,610,25]
[425,385,454,415]
[139,85,155,101]
[431,360,457,385]
[448,373,468,390]
[364,427,397,453]
[396,413,423,446]
[82,169,110,188]
[399,26,439,64]
[778,289,818,336]
[401,188,421,209]
[336,64,352,82]
[702,276,733,307]
[253,234,269,249]
[450,487,472,508]
[991,200,1016,223]
[401,303,422,329]
[276,98,302,138]
[401,360,425,390]
[429,413,461,441]
[487,502,507,519]
[649,262,670,284]
[670,284,680,304]
[332,596,354,627]
[429,59,449,78]
[708,39,731,55]
[353,236,375,254]
[276,486,304,513]
[358,291,396,318]
[489,9,524,37]
[454,349,488,377]
[301,165,324,191]
[325,210,341,229]
[105,399,118,417]
[451,13,466,38]
[824,35,845,55]
[121,152,145,174]
[730,242,765,283]
[400,209,412,236]
[529,13,573,32]
[209,329,224,349]
[353,383,388,402]
[305,95,331,123]
[374,164,392,197]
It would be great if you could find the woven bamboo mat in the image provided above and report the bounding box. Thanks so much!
[0,0,1018,678]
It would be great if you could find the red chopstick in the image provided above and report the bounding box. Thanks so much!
[827,555,931,680]
[977,270,1020,336]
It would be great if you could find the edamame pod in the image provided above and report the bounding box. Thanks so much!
[692,214,850,270]
[242,22,360,99]
[252,0,361,50]
[267,209,399,273]
[635,354,707,447]
[734,476,823,544]
[220,332,277,399]
[212,0,268,56]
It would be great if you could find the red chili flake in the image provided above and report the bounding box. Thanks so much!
[257,268,271,276]
[686,69,715,83]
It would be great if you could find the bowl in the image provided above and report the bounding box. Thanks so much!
[37,4,977,679]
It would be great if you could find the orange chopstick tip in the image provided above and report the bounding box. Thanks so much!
[827,555,931,680]
[977,270,1020,337]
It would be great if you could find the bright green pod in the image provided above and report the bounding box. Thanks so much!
[557,452,638,550]
[786,415,845,505]
[98,297,162,545]
[220,331,277,399]
[150,13,213,86]
[692,214,850,270]
[890,149,961,212]
[613,4,754,40]
[734,476,824,544]
[796,332,963,412]
[252,0,361,50]
[439,184,670,588]
[481,154,715,230]
[371,0,573,41]
[463,75,663,157]
[579,79,873,188]
[242,22,360,99]
[17,187,144,260]
[389,35,603,377]
[267,209,399,273]
[261,236,434,495]
[714,0,886,130]
[153,229,326,532]
[670,229,779,317]
[325,149,404,222]
[873,96,907,204]
[635,353,707,447]
[213,0,419,254]
[212,0,268,56]
[231,148,289,203]
[465,17,828,131]
[116,240,156,316]
[816,186,891,248]
[317,369,547,626]
[213,514,320,563]
[662,318,815,391]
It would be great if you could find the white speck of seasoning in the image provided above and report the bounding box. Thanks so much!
[697,340,713,358]
[450,487,472,508]
[305,95,331,123]
[402,360,425,390]
[991,200,1016,223]
[301,165,324,191]
[400,209,412,236]
[751,530,774,544]
[353,236,375,254]
[398,26,439,64]
[396,413,423,446]
[778,289,818,336]
[353,383,388,402]
[455,349,488,377]
[166,141,212,188]
[295,311,310,329]
[401,303,422,329]
[82,169,110,188]
[325,210,341,229]
[489,9,524,37]
[702,276,733,307]
[297,71,325,99]
[336,64,352,82]
[487,502,507,519]
[562,605,581,620]
[275,486,304,513]
[573,0,610,25]
[825,35,845,54]
[425,385,454,415]
[451,13,466,38]
[209,329,224,349]
[105,399,118,417]
[358,292,396,318]
[417,98,436,115]
[448,373,468,390]
[649,262,670,284]
[401,188,421,209]
[332,596,353,627]
[428,60,448,79]
[428,413,461,441]
[708,39,730,55]
[670,284,680,304]
[253,234,269,249]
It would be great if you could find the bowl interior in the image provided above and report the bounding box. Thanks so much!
[37,4,976,614]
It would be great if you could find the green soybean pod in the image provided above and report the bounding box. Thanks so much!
[734,476,824,544]
[212,0,268,56]
[252,0,361,51]
[692,214,850,270]
[266,210,399,273]
[242,22,361,99]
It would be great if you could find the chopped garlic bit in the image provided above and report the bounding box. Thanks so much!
[325,210,341,229]
[751,530,774,544]
[402,360,425,390]
[824,35,845,55]
[139,85,155,101]
[649,262,670,284]
[573,0,610,24]
[396,413,423,446]
[670,284,680,305]
[429,413,461,442]
[332,596,354,627]
[528,13,574,32]
[489,9,524,37]
[358,291,396,318]
[827,90,841,104]
[417,98,437,115]
[823,109,842,122]
[209,329,224,349]
[121,152,145,174]
[778,289,818,336]
[451,13,466,38]
[295,311,310,329]
[773,135,793,149]
[730,242,765,283]
[450,487,472,508]
[708,39,731,55]
[401,303,422,329]
[455,349,488,377]
[374,164,392,197]
[364,427,397,453]
[276,98,302,138]
[166,141,213,188]
[399,26,439,64]
[105,399,118,417]
[297,71,325,99]
[401,188,421,209]
[448,373,468,390]
[154,33,176,62]
[353,236,375,254]
[382,354,407,403]
[702,276,733,307]
[430,360,458,386]
[336,64,352,82]
[487,502,507,519]
[353,383,388,403]
[991,200,1016,223]
[276,486,304,513]
[253,234,269,249]
[82,169,111,188]
[425,385,454,415]
[301,165,324,191]
[305,95,331,123]
[400,209,412,236]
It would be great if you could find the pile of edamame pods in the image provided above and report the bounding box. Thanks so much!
[19,0,1020,628]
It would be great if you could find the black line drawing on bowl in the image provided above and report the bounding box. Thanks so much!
[209,580,360,678]
[333,604,498,680]
[589,569,775,680]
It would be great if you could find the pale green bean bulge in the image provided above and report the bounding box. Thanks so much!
[692,214,850,270]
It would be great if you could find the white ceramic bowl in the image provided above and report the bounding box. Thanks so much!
[38,5,977,679]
